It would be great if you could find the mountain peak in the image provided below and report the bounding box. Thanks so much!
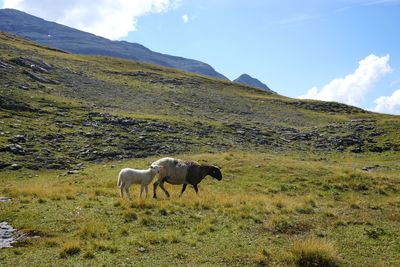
[234,73,274,93]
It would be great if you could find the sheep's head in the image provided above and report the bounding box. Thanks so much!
[207,165,222,180]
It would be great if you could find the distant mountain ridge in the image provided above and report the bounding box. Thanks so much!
[234,74,274,93]
[0,8,228,80]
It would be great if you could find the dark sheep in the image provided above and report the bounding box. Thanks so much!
[151,157,222,198]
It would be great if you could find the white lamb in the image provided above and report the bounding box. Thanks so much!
[117,165,161,200]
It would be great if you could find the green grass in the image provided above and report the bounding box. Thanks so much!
[1,152,399,266]
[1,32,400,266]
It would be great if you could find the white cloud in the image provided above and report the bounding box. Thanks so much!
[3,0,181,39]
[299,54,392,106]
[390,80,400,87]
[373,89,400,115]
[361,0,400,6]
[271,14,315,25]
[182,14,189,23]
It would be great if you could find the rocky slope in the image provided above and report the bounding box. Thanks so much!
[1,32,399,171]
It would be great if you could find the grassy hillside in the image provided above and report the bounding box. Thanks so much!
[1,32,400,266]
[1,32,399,170]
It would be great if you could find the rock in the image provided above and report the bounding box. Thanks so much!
[67,170,79,175]
[0,161,11,169]
[0,60,14,69]
[332,135,363,147]
[0,96,38,112]
[369,131,385,137]
[41,148,52,155]
[13,57,52,73]
[351,147,364,153]
[61,123,73,128]
[362,165,380,172]
[138,247,147,253]
[10,164,21,170]
[23,70,59,84]
[0,221,17,248]
[369,146,389,153]
[0,197,13,202]
[74,163,84,170]
[18,84,30,90]
[9,134,27,143]
[5,144,26,155]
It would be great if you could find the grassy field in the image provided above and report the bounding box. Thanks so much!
[1,32,400,266]
[1,151,399,266]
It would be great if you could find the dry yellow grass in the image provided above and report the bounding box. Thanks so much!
[289,238,340,267]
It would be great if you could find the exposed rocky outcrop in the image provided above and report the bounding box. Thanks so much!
[14,57,52,73]
[0,96,38,112]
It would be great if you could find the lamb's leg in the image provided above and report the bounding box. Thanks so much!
[179,184,187,197]
[125,186,131,200]
[193,184,199,194]
[159,179,170,198]
[119,184,124,198]
[144,185,149,198]
[139,185,144,199]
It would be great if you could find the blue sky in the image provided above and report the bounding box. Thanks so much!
[2,0,400,114]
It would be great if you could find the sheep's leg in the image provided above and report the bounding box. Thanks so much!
[179,184,187,197]
[125,186,131,200]
[193,184,199,194]
[144,185,149,198]
[153,180,160,199]
[119,184,124,198]
[159,179,170,198]
[154,177,170,198]
[139,185,144,199]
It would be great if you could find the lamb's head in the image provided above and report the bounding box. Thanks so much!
[150,164,162,174]
[204,165,222,181]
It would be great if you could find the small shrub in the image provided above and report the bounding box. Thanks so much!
[124,211,138,223]
[255,248,272,266]
[93,241,117,253]
[352,183,369,192]
[45,240,59,248]
[305,198,317,208]
[83,251,95,259]
[290,238,340,267]
[140,217,156,226]
[274,201,286,210]
[60,241,81,258]
[364,227,386,239]
[267,217,312,235]
[65,195,75,200]
[79,220,105,238]
[120,229,129,236]
[295,206,315,214]
[159,208,168,216]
